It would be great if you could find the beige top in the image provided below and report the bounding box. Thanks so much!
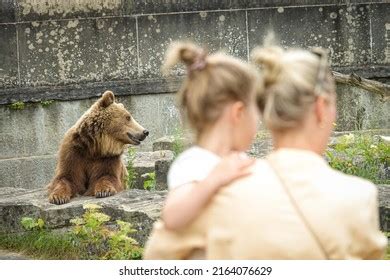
[144,148,387,259]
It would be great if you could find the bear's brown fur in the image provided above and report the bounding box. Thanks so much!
[47,91,149,205]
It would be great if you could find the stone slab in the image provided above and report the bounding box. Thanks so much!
[17,17,137,87]
[131,150,174,190]
[378,185,390,232]
[0,188,167,246]
[335,84,390,131]
[152,135,191,152]
[0,185,388,249]
[17,0,126,22]
[371,3,390,65]
[0,155,56,190]
[0,0,16,23]
[0,24,18,88]
[155,151,175,191]
[0,249,29,260]
[0,99,93,158]
[138,10,248,78]
[247,4,372,67]
[132,1,364,15]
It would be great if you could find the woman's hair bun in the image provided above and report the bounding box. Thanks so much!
[251,46,284,87]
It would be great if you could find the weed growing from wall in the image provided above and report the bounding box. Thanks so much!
[8,101,25,110]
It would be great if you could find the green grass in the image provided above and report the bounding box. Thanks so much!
[0,231,81,259]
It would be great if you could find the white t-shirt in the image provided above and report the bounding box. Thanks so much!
[167,146,221,190]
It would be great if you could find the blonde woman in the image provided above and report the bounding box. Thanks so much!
[144,46,387,259]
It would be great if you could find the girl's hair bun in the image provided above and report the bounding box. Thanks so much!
[162,42,206,75]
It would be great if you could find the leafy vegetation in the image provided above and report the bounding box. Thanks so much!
[326,134,390,184]
[126,147,138,189]
[70,203,142,259]
[0,204,143,260]
[40,100,54,107]
[172,127,185,157]
[143,172,156,191]
[8,101,25,110]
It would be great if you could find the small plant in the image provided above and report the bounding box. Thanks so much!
[70,203,142,259]
[126,147,138,189]
[326,134,390,184]
[8,101,25,110]
[172,127,185,157]
[143,172,156,191]
[40,100,54,107]
[21,217,45,231]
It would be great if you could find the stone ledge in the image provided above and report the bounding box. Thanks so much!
[1,65,389,105]
[0,185,388,248]
[0,187,167,246]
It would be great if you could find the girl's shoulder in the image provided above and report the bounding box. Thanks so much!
[167,146,221,190]
[173,146,220,166]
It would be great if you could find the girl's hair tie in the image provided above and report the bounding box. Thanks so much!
[188,51,207,72]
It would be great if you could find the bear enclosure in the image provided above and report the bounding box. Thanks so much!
[0,0,389,257]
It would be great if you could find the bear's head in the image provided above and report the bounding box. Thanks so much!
[78,91,149,157]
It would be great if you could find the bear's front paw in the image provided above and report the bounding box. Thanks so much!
[49,193,71,205]
[94,185,117,198]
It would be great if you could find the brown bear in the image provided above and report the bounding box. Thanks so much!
[47,91,149,205]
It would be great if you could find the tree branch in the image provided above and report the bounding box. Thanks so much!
[332,71,390,101]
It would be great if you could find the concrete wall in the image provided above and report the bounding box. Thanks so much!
[0,1,389,190]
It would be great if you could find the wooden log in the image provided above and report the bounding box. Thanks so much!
[332,71,390,101]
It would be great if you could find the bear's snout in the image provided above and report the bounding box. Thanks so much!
[142,130,149,138]
[127,130,149,145]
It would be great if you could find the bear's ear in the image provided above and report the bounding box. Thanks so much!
[99,90,115,108]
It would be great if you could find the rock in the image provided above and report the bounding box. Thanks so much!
[152,135,190,154]
[0,185,389,249]
[0,187,167,246]
[153,136,176,152]
[155,151,175,191]
[0,249,29,260]
[378,185,390,232]
[131,150,174,190]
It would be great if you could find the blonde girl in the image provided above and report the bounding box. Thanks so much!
[162,42,261,230]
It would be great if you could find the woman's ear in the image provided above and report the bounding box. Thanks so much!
[314,96,327,127]
[231,101,245,123]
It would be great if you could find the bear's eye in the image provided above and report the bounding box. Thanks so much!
[126,116,131,121]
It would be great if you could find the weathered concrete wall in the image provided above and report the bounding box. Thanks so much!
[0,1,389,102]
[0,93,181,189]
[0,1,389,190]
